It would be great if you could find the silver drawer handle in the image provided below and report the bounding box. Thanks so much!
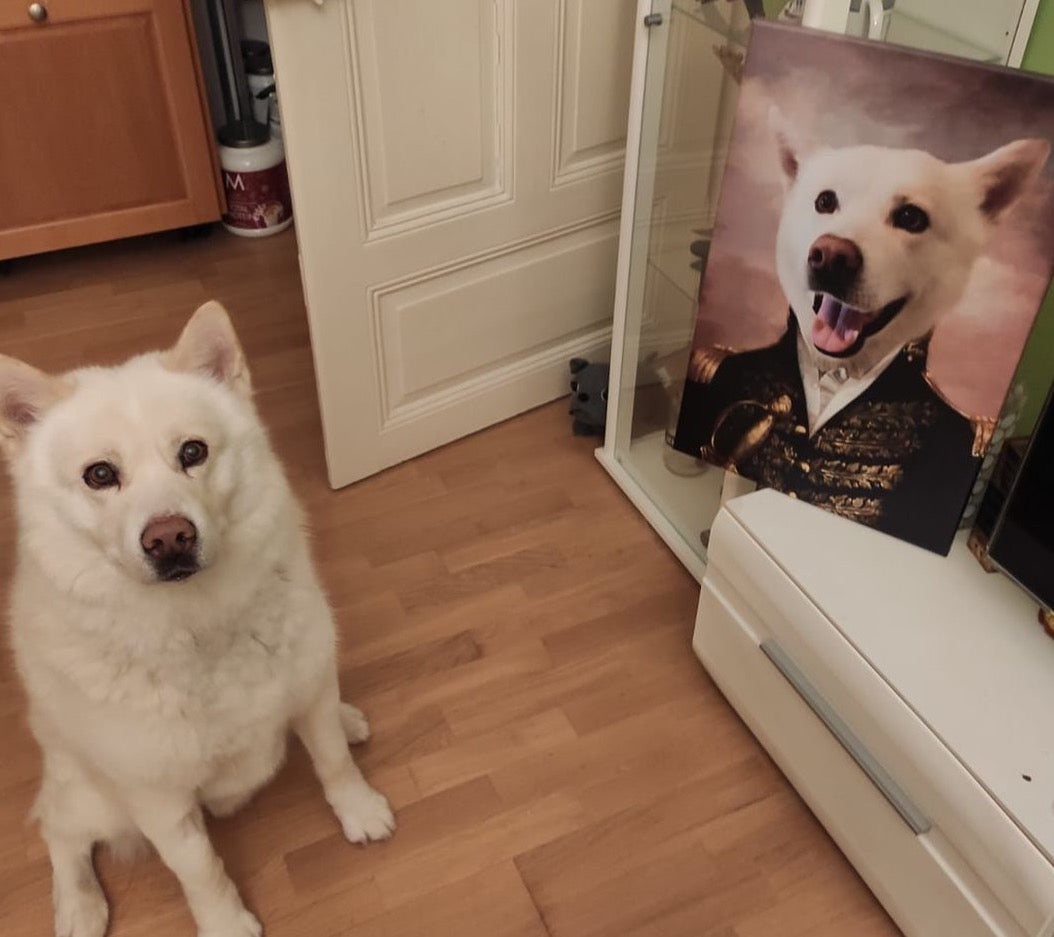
[28,2,48,23]
[760,639,931,836]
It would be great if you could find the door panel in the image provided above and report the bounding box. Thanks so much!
[350,0,510,234]
[375,216,619,426]
[1,14,183,228]
[265,0,635,486]
[553,0,635,185]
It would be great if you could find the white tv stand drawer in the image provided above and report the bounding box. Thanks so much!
[694,492,1054,937]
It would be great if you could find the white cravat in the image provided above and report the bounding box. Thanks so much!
[796,329,902,435]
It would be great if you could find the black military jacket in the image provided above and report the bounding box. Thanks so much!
[673,313,992,554]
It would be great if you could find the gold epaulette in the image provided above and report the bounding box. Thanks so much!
[970,417,996,458]
[923,371,997,457]
[688,346,734,384]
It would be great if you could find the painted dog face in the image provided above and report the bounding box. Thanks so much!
[771,107,1049,370]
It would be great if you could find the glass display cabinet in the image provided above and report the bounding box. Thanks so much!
[596,0,1040,581]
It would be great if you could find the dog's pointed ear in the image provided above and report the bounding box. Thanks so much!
[769,105,806,185]
[0,355,70,455]
[967,138,1050,222]
[165,301,251,397]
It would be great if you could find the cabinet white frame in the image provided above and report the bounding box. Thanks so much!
[595,0,715,582]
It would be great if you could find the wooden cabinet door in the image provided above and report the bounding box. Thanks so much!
[0,0,221,260]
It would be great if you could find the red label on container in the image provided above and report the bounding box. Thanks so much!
[222,162,292,231]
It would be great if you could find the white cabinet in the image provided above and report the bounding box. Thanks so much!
[600,3,1054,934]
[697,491,1054,936]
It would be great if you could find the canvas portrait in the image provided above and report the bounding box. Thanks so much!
[672,21,1054,555]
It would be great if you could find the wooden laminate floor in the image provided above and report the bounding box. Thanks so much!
[0,228,900,937]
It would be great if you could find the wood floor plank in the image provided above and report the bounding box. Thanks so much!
[515,758,780,902]
[0,228,901,937]
[284,775,505,896]
[409,707,578,799]
[371,792,586,911]
[278,862,549,937]
[342,630,482,697]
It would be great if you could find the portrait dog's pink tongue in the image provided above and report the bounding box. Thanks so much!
[811,293,867,355]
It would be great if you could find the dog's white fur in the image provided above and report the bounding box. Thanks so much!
[771,107,1050,374]
[0,303,393,937]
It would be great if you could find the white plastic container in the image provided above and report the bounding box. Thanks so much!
[268,93,282,141]
[247,72,273,125]
[218,134,292,238]
[242,40,275,126]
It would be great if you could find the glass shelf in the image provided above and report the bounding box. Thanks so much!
[882,9,1003,63]
[672,0,751,46]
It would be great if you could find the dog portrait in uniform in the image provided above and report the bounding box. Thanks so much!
[672,22,1054,554]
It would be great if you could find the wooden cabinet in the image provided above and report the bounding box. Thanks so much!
[0,0,222,260]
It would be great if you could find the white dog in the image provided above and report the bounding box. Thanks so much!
[0,302,394,937]
[771,108,1050,418]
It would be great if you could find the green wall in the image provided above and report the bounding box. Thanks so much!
[1024,0,1054,68]
[1014,0,1054,431]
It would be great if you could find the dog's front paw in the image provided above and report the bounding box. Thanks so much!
[339,703,371,745]
[336,783,395,844]
[54,882,109,937]
[198,906,262,937]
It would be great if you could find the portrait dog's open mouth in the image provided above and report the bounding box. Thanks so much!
[810,292,908,357]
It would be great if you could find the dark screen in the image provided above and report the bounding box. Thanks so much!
[988,389,1054,609]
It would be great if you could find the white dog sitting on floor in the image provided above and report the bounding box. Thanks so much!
[0,302,394,937]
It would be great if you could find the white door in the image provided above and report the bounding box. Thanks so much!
[264,0,636,487]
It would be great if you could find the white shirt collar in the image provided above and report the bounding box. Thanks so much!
[796,327,902,435]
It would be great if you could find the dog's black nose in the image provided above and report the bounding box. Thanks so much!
[807,234,862,295]
[140,515,197,559]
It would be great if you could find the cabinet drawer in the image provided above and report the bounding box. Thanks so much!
[694,579,1028,937]
[695,507,1054,935]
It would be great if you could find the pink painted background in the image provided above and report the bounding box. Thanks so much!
[693,23,1054,419]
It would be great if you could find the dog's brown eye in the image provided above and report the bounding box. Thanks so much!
[815,190,838,214]
[83,462,119,490]
[179,440,208,469]
[891,203,930,233]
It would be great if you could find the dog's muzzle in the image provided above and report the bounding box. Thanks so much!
[141,514,201,582]
[153,555,201,582]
